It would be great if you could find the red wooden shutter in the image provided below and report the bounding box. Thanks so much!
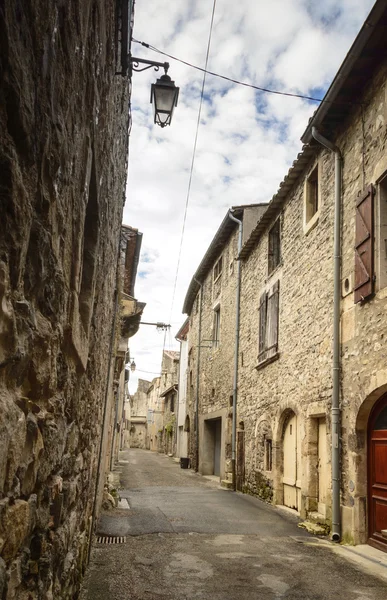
[354,185,374,304]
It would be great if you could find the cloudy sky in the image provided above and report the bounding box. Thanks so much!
[123,0,375,393]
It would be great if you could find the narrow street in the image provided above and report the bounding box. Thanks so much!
[81,449,387,600]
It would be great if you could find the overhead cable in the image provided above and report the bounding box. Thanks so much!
[167,0,218,324]
[132,38,325,103]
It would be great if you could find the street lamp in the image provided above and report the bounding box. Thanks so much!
[130,359,136,372]
[130,57,179,128]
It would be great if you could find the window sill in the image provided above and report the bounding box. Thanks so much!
[303,211,319,236]
[255,352,280,371]
[267,261,283,281]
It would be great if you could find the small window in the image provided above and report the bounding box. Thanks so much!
[213,256,223,282]
[304,164,319,228]
[190,370,193,387]
[213,306,221,349]
[170,394,174,413]
[268,218,281,274]
[265,438,272,471]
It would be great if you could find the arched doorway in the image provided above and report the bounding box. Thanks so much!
[368,394,387,552]
[282,411,301,511]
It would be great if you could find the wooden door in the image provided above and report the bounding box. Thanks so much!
[368,395,387,552]
[283,414,299,510]
[318,419,328,516]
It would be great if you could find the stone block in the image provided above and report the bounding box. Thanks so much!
[1,500,30,562]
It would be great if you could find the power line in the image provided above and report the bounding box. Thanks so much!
[167,0,218,325]
[133,38,325,104]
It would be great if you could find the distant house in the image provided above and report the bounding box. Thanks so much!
[176,319,190,459]
[182,205,268,480]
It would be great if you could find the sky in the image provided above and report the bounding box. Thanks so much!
[123,0,375,393]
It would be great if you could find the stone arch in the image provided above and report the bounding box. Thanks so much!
[272,405,300,507]
[349,380,387,543]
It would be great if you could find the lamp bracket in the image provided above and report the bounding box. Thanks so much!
[130,56,169,75]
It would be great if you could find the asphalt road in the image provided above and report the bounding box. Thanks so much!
[80,449,387,600]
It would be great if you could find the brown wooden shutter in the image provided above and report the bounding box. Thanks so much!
[258,292,267,361]
[271,279,280,353]
[354,185,374,304]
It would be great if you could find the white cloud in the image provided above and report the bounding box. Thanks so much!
[125,0,375,393]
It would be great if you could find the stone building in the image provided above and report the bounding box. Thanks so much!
[109,225,145,467]
[183,0,387,552]
[145,350,180,454]
[175,319,190,460]
[182,205,268,478]
[0,1,135,597]
[146,377,163,452]
[128,378,151,449]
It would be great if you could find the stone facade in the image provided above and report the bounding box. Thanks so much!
[0,1,133,597]
[183,206,267,480]
[128,379,150,449]
[182,2,387,550]
[176,319,190,460]
[146,377,163,452]
[145,351,179,455]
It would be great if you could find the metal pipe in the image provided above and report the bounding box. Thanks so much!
[228,210,243,491]
[194,278,203,472]
[312,126,342,542]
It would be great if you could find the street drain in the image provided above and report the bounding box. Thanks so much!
[96,536,127,544]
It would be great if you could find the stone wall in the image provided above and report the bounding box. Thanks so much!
[333,57,387,543]
[238,51,387,543]
[239,148,334,513]
[0,1,130,597]
[187,225,239,480]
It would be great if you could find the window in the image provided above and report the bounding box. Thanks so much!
[213,256,223,282]
[190,370,193,387]
[268,218,281,274]
[213,306,221,349]
[376,178,387,291]
[304,164,319,230]
[258,281,280,366]
[265,438,272,471]
[170,394,175,413]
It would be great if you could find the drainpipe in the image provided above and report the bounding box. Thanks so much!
[228,210,243,491]
[194,278,203,472]
[312,126,342,542]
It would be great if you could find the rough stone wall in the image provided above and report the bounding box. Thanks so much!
[0,1,129,598]
[334,58,387,543]
[239,151,335,513]
[238,53,387,542]
[187,226,239,479]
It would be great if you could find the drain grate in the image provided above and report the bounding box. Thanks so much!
[96,536,127,545]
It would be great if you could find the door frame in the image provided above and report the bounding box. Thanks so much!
[367,393,387,551]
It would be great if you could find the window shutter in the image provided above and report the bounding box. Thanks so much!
[258,292,267,360]
[354,185,374,303]
[271,280,280,353]
[266,280,280,360]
